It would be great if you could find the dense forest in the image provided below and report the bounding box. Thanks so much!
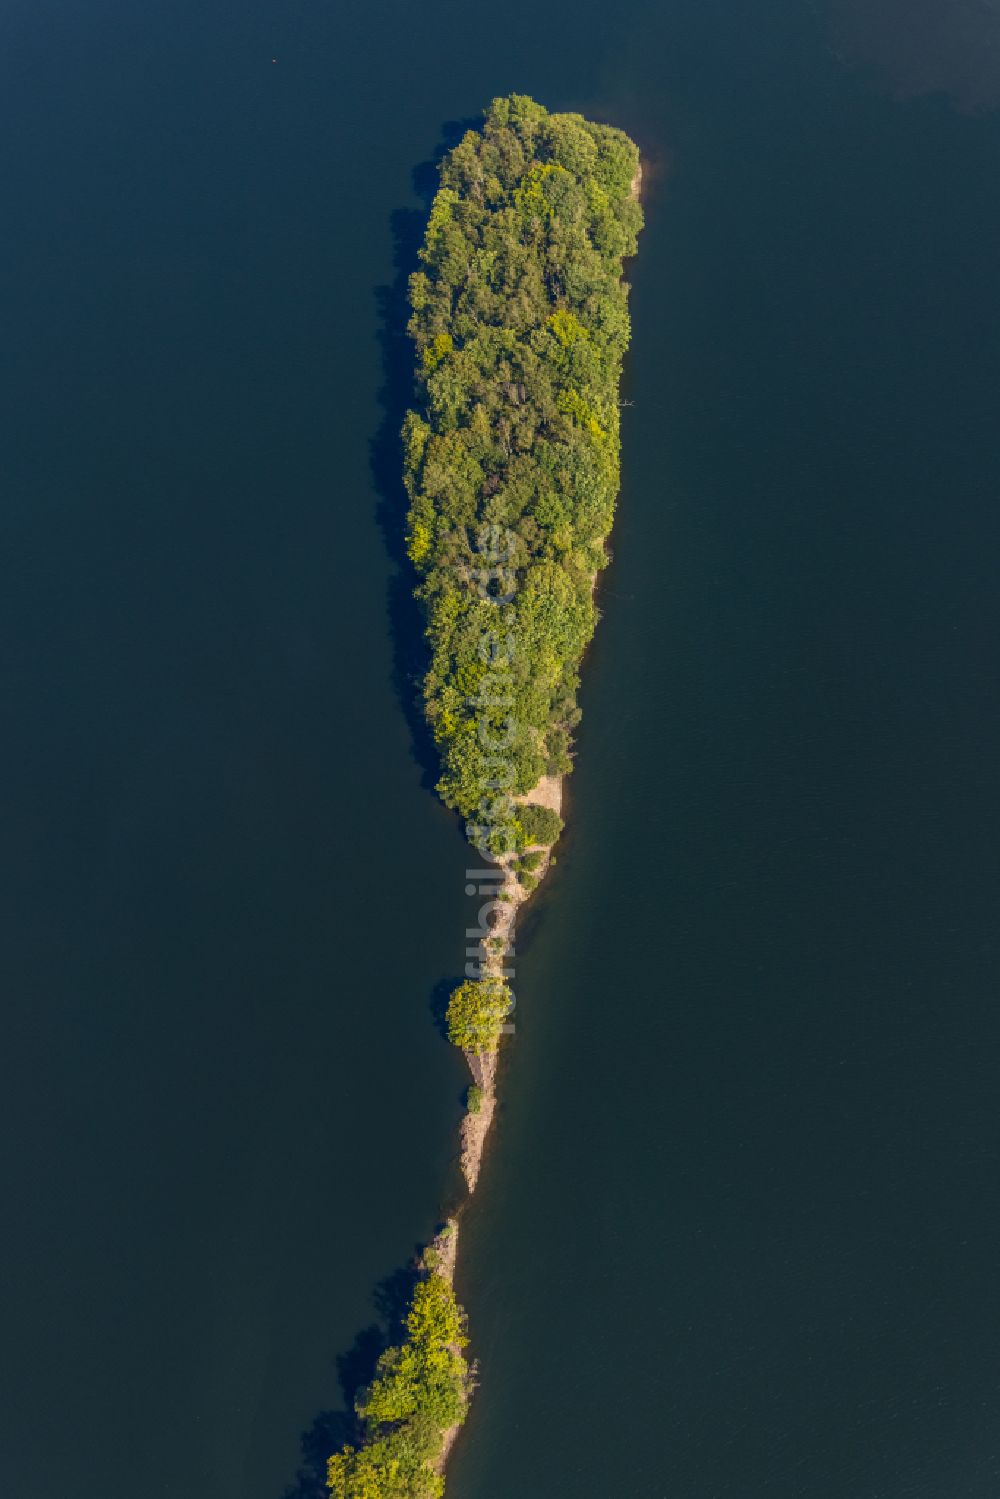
[404,94,642,855]
[327,1243,469,1499]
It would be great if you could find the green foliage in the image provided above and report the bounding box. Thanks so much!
[405,95,642,850]
[518,849,544,873]
[446,979,512,1053]
[519,872,539,895]
[327,1273,469,1499]
[466,1084,484,1114]
[515,804,564,849]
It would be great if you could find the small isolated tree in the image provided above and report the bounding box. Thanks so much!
[446,979,512,1053]
[516,804,563,850]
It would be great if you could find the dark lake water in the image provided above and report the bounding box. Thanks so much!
[3,3,1000,1497]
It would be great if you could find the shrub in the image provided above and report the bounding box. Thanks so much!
[467,1084,484,1114]
[520,873,539,895]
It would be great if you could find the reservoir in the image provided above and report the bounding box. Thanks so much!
[2,2,1000,1496]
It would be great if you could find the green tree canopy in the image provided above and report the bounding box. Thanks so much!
[405,94,642,853]
[327,1273,469,1499]
[515,804,564,850]
[446,979,513,1053]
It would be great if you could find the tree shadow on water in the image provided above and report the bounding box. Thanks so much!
[280,117,483,1499]
[278,1258,425,1499]
[429,971,466,1046]
[371,118,481,793]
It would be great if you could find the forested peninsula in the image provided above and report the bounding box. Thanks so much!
[327,96,641,1498]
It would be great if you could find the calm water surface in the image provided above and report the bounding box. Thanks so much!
[2,2,999,1497]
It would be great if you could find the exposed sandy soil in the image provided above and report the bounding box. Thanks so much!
[515,772,563,814]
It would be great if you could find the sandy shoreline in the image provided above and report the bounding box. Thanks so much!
[457,771,563,1191]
